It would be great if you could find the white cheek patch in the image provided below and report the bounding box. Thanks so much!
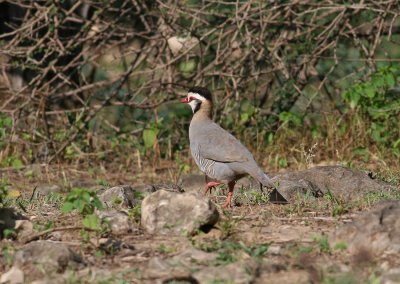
[188,100,200,113]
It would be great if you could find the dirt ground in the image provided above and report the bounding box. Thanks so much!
[1,164,399,284]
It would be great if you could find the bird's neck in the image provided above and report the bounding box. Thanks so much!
[193,101,213,121]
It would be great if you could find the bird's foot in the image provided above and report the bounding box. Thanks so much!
[204,182,222,195]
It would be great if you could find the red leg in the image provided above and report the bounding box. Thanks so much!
[222,181,235,208]
[204,181,222,195]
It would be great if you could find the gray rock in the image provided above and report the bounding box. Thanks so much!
[97,209,133,235]
[97,238,132,254]
[169,248,218,267]
[98,185,140,209]
[141,190,219,235]
[331,201,400,254]
[0,266,24,284]
[143,248,218,283]
[14,241,84,273]
[143,257,192,282]
[271,166,392,202]
[192,259,259,284]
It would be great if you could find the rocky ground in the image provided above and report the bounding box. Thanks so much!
[1,165,400,284]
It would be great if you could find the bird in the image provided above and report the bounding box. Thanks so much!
[181,86,274,208]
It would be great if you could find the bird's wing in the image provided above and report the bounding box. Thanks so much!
[194,122,253,163]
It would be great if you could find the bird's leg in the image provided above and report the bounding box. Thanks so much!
[222,181,235,208]
[204,174,221,195]
[204,181,222,195]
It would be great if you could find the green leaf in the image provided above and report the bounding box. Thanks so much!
[385,73,395,87]
[179,58,197,78]
[82,214,101,230]
[240,113,249,124]
[278,112,301,126]
[12,159,24,170]
[352,147,369,162]
[278,158,288,168]
[352,147,367,155]
[82,192,91,202]
[0,116,12,127]
[75,199,85,214]
[349,91,360,109]
[179,59,197,73]
[393,139,400,149]
[371,75,385,88]
[371,129,382,142]
[143,128,159,149]
[363,84,375,98]
[92,198,104,210]
[61,202,74,214]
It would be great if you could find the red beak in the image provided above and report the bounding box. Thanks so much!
[180,97,189,103]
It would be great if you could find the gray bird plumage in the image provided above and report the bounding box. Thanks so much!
[181,87,273,207]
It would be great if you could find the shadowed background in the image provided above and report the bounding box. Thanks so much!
[0,0,399,174]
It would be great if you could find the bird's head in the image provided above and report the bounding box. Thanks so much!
[180,86,212,114]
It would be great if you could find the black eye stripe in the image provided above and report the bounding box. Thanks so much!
[189,96,201,102]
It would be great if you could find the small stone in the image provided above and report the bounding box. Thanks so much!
[167,36,199,56]
[98,238,126,254]
[193,259,259,284]
[14,240,83,273]
[14,220,34,240]
[97,209,132,235]
[381,261,391,271]
[267,245,281,255]
[0,266,24,284]
[141,190,219,236]
[98,185,140,209]
[169,248,218,267]
[35,184,63,195]
[47,231,63,241]
[331,201,400,254]
[144,257,191,280]
[144,247,218,281]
